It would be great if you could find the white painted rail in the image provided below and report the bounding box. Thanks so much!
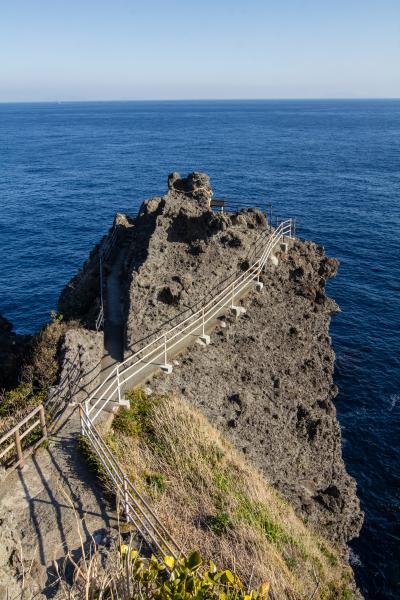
[85,219,293,424]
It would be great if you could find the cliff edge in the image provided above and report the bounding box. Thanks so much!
[118,173,363,546]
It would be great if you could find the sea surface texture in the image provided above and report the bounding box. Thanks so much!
[0,100,399,599]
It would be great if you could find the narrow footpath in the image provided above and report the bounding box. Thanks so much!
[0,241,131,599]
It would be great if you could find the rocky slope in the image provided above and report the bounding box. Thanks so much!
[119,173,363,546]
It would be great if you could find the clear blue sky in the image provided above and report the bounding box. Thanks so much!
[1,0,399,101]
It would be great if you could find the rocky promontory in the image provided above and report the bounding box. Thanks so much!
[59,172,363,547]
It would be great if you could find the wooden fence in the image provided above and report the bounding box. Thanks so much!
[0,404,48,473]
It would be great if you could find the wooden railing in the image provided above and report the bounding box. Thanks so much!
[0,404,48,473]
[0,348,82,476]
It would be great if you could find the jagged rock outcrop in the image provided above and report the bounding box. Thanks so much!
[123,180,267,352]
[0,314,31,390]
[58,213,134,327]
[119,173,363,546]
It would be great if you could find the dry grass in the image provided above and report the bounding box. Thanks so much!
[106,390,355,600]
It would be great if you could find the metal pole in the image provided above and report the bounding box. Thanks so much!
[123,476,130,521]
[164,335,167,365]
[202,308,205,337]
[117,366,122,404]
[79,405,85,434]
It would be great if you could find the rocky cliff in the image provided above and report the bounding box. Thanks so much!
[55,170,363,549]
[117,173,363,546]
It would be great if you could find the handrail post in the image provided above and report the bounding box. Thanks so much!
[79,404,85,434]
[15,428,23,467]
[39,405,48,440]
[164,335,167,366]
[202,308,205,337]
[117,366,122,404]
[123,476,130,522]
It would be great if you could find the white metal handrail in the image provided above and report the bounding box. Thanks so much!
[85,220,293,422]
[80,408,182,558]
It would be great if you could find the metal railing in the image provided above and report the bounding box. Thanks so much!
[85,219,293,424]
[80,408,182,558]
[0,404,47,472]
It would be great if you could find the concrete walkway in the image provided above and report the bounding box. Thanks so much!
[0,241,130,599]
[0,406,118,599]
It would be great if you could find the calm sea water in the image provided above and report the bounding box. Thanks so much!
[0,100,399,598]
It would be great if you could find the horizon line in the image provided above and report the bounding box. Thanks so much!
[1,96,400,105]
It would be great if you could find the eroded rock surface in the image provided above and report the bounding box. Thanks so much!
[123,179,268,352]
[119,173,363,545]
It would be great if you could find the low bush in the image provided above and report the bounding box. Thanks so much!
[116,550,270,600]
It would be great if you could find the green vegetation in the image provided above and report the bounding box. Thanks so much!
[0,383,45,418]
[114,549,271,600]
[204,511,234,536]
[113,388,161,440]
[145,472,167,496]
[78,435,106,481]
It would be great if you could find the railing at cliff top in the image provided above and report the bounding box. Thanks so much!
[79,407,182,558]
[84,219,293,425]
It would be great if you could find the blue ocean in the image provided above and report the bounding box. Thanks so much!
[0,100,399,599]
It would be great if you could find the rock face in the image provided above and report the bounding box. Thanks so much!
[154,241,362,544]
[58,213,134,328]
[119,173,363,545]
[0,314,31,390]
[167,171,213,199]
[123,178,267,352]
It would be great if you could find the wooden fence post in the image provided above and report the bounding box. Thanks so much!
[15,428,23,467]
[39,405,48,440]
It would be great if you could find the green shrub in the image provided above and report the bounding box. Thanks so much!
[0,383,45,417]
[115,549,270,600]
